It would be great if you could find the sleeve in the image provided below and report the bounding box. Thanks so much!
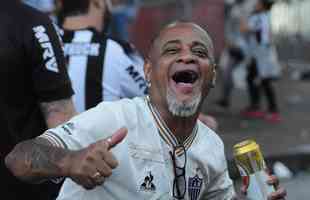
[120,52,148,98]
[103,39,148,100]
[203,169,236,200]
[202,136,236,200]
[26,16,73,102]
[38,101,124,150]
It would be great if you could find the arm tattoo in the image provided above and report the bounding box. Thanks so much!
[40,98,77,128]
[5,138,72,183]
[29,138,67,172]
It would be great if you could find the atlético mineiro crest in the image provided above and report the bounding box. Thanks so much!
[188,174,203,200]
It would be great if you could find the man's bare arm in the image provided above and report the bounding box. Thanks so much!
[5,128,127,189]
[40,98,77,128]
[5,137,72,183]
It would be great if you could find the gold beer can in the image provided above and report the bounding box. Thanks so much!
[233,140,275,200]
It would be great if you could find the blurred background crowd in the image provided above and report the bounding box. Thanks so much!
[22,0,310,76]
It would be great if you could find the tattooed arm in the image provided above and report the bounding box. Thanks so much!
[40,98,77,128]
[5,128,127,189]
[3,99,77,183]
[4,137,72,183]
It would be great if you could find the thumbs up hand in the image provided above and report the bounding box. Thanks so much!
[65,127,127,190]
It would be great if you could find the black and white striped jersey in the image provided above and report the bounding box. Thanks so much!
[62,28,147,112]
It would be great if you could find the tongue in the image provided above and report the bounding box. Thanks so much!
[176,82,194,94]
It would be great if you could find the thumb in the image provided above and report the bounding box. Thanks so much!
[106,127,127,150]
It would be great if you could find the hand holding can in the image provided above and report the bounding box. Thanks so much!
[234,140,275,200]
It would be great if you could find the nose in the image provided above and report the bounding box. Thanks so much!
[176,50,196,64]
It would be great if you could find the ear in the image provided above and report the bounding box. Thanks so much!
[92,0,104,9]
[144,58,152,82]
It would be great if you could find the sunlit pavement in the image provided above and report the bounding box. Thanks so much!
[281,171,310,200]
[204,70,310,161]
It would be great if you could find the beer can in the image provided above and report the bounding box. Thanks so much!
[233,140,275,200]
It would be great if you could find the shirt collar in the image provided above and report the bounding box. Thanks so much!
[145,96,198,156]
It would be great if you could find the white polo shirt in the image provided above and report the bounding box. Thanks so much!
[41,97,235,200]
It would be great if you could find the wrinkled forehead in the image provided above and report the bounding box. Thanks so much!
[154,23,214,55]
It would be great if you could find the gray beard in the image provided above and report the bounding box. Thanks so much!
[166,88,202,117]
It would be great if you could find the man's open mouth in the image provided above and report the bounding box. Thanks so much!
[172,70,199,84]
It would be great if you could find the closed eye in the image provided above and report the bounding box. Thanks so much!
[163,48,179,55]
[192,49,208,58]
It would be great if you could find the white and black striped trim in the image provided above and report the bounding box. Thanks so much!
[145,96,198,156]
[38,130,68,149]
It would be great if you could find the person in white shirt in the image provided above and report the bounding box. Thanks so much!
[5,22,286,200]
[59,0,218,130]
[240,0,282,123]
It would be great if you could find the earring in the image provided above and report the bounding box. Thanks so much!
[211,77,216,88]
[147,80,151,88]
[209,70,216,88]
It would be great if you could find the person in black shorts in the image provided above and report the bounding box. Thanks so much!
[0,1,76,199]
